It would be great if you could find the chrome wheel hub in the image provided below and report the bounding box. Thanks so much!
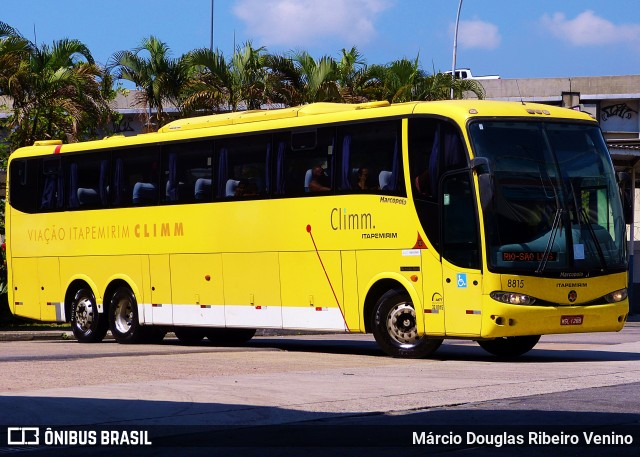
[75,298,94,331]
[114,298,133,334]
[386,302,420,346]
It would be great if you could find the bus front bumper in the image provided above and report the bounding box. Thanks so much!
[479,298,628,338]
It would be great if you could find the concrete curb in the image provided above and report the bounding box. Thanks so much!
[0,330,75,341]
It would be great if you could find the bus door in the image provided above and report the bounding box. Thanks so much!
[440,170,483,337]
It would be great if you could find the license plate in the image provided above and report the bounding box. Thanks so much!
[561,315,583,326]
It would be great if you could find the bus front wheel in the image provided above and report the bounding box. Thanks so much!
[477,335,541,357]
[70,288,108,343]
[109,286,147,344]
[372,289,443,358]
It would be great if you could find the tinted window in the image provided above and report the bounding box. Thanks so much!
[216,135,270,198]
[275,128,335,196]
[162,140,214,204]
[39,157,64,211]
[9,159,39,213]
[442,171,480,269]
[409,118,468,251]
[111,147,160,207]
[337,120,403,195]
[65,154,109,209]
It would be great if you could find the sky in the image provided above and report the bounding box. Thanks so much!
[2,0,640,79]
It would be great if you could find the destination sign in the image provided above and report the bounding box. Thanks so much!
[502,252,557,262]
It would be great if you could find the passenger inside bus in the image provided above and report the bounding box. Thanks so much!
[308,165,331,192]
[234,178,259,197]
[356,167,378,190]
[414,170,432,197]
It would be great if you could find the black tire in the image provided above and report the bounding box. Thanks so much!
[206,328,256,346]
[70,288,108,343]
[109,286,148,344]
[174,328,206,345]
[477,335,541,357]
[372,289,443,358]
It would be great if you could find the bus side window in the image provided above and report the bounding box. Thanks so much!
[278,128,335,196]
[162,140,214,204]
[409,118,468,251]
[112,147,160,207]
[66,154,108,210]
[216,134,270,199]
[337,120,403,195]
[40,157,64,211]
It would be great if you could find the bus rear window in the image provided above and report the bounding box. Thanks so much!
[9,159,39,214]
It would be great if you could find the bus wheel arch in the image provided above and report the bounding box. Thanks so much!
[363,279,405,334]
[366,282,442,358]
[66,280,108,343]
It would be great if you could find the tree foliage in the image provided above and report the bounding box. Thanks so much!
[0,21,115,150]
[109,36,189,129]
[1,20,487,149]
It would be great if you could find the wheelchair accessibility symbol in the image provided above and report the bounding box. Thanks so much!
[456,273,467,288]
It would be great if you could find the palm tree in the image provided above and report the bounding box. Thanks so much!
[2,27,112,147]
[266,51,341,106]
[450,74,485,100]
[367,57,485,103]
[109,36,189,129]
[182,48,232,113]
[368,57,425,103]
[0,22,31,92]
[263,52,304,107]
[183,42,270,113]
[334,46,374,103]
[230,42,269,110]
[413,70,485,100]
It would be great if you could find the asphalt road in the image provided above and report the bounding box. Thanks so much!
[0,324,639,456]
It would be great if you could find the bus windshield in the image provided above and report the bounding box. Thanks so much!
[469,120,627,275]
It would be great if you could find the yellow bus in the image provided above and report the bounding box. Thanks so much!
[5,100,629,358]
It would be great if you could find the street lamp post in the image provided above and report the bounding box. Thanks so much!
[210,0,215,51]
[451,0,463,99]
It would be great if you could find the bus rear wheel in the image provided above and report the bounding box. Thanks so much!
[109,286,148,344]
[206,328,256,346]
[477,335,541,357]
[372,289,443,358]
[70,288,108,343]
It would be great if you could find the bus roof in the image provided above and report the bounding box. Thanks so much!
[13,100,596,158]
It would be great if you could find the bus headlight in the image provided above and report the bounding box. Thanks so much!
[604,288,627,303]
[490,291,536,305]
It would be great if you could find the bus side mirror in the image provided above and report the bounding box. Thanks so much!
[470,157,493,211]
[617,172,633,223]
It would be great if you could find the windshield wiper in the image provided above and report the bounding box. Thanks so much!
[579,207,607,270]
[536,208,563,274]
[566,178,607,270]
